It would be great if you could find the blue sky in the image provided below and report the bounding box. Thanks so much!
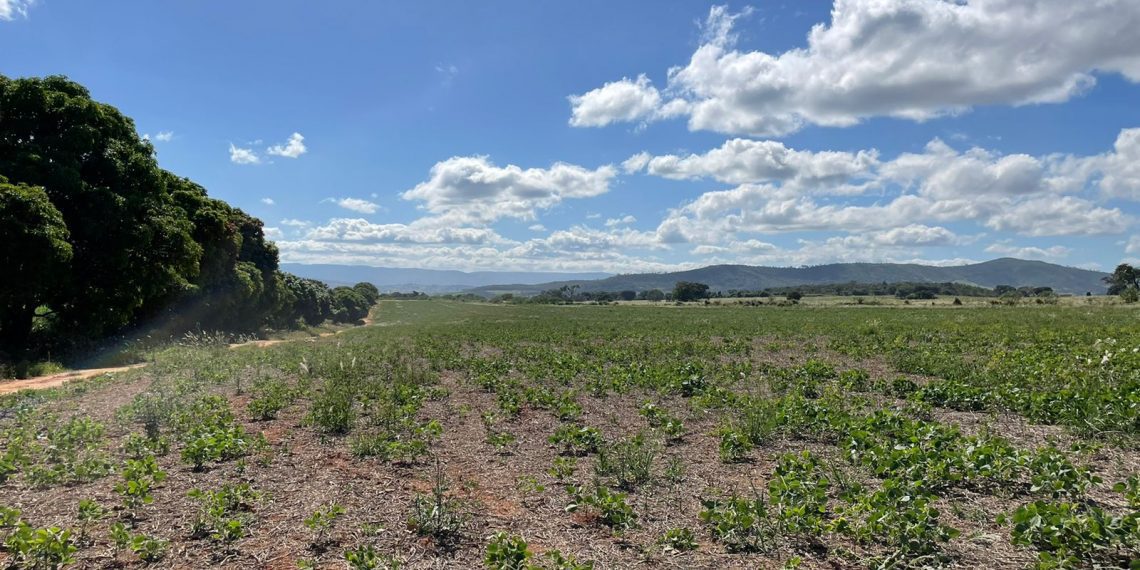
[4,0,1140,272]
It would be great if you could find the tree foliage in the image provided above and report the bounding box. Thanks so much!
[330,287,370,323]
[1103,264,1139,298]
[0,75,375,355]
[0,178,72,353]
[673,281,710,302]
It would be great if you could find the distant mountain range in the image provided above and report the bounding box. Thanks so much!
[280,263,611,293]
[462,258,1110,296]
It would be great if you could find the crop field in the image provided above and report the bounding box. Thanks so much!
[0,301,1138,569]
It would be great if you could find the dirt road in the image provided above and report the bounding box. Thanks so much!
[0,316,375,395]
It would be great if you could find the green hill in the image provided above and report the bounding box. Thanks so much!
[466,258,1108,297]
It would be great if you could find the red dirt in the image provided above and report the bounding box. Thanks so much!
[0,316,375,395]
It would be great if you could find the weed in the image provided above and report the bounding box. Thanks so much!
[407,460,466,544]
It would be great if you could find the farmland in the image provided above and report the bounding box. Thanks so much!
[1,300,1138,569]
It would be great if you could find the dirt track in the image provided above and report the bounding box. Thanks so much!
[0,316,374,395]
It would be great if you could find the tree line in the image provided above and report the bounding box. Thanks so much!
[0,75,375,360]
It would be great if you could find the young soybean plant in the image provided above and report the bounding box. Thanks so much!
[76,499,105,543]
[304,503,345,548]
[114,455,167,516]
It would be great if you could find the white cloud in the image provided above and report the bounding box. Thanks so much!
[984,196,1130,237]
[267,132,307,158]
[634,138,879,192]
[329,198,380,214]
[264,227,285,240]
[572,2,1140,136]
[647,131,1135,245]
[154,131,174,142]
[275,238,681,274]
[1125,236,1140,255]
[622,152,652,174]
[0,0,34,20]
[985,242,1071,261]
[401,156,616,225]
[229,143,260,165]
[567,75,664,127]
[528,224,547,232]
[280,219,312,228]
[1064,128,1140,200]
[305,218,505,245]
[260,198,275,206]
[605,215,637,227]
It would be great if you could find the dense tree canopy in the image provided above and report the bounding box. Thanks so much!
[0,74,376,356]
[0,178,73,351]
[0,75,202,344]
[1104,263,1139,296]
[331,287,370,323]
[673,281,710,302]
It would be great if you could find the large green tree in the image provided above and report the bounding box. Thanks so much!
[330,287,370,323]
[673,281,710,302]
[0,179,73,352]
[1103,263,1139,296]
[0,75,201,342]
[0,74,311,356]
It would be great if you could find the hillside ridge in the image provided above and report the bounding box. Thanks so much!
[463,258,1109,296]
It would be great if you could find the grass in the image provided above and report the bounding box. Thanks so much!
[0,299,1137,568]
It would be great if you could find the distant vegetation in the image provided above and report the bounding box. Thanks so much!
[479,280,1082,304]
[0,75,375,362]
[464,258,1111,297]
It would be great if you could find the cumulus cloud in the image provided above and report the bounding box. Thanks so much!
[329,198,380,214]
[154,131,174,142]
[571,2,1140,136]
[1074,128,1140,200]
[229,143,260,165]
[605,215,637,227]
[1125,236,1140,255]
[260,198,275,206]
[0,0,34,20]
[401,156,616,225]
[305,218,505,245]
[567,75,664,127]
[985,242,1071,261]
[275,235,679,274]
[267,132,307,158]
[632,138,879,192]
[984,196,1129,236]
[647,131,1134,246]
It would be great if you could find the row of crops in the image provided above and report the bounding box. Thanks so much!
[0,300,1136,568]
